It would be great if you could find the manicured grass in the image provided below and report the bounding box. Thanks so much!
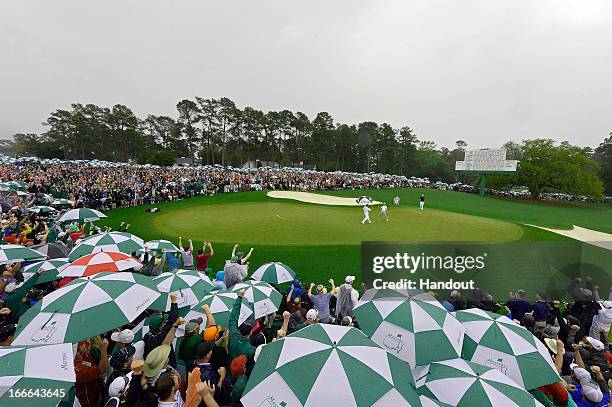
[99,189,611,300]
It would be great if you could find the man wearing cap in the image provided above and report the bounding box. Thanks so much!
[569,364,610,406]
[335,276,359,320]
[143,292,179,367]
[110,328,134,355]
[579,335,609,375]
[104,344,136,403]
[178,316,204,367]
[0,323,16,346]
[230,355,248,405]
[308,280,335,323]
[228,290,255,362]
[190,341,229,405]
[290,309,319,333]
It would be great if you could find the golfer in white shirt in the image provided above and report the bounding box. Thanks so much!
[379,203,389,221]
[361,204,372,224]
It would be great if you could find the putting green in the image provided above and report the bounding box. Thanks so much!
[152,202,523,245]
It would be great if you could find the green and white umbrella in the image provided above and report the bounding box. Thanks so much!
[12,272,160,345]
[27,205,56,214]
[412,359,544,407]
[51,198,74,206]
[149,269,214,311]
[0,244,46,265]
[0,343,75,407]
[142,239,179,253]
[21,258,69,285]
[180,291,252,336]
[241,324,422,407]
[58,208,106,223]
[419,395,453,407]
[250,262,296,284]
[231,280,283,319]
[68,231,145,261]
[453,308,559,390]
[353,289,465,367]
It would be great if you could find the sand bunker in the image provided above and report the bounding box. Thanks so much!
[267,191,382,206]
[527,224,612,251]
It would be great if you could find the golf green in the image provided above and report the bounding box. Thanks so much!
[100,188,612,300]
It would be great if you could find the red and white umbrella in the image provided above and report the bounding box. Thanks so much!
[58,251,141,278]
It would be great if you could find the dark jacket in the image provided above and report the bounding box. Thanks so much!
[143,302,178,368]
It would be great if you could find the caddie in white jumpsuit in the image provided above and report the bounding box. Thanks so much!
[379,203,389,221]
[361,204,372,224]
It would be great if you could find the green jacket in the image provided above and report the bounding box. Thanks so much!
[5,273,40,318]
[228,297,255,361]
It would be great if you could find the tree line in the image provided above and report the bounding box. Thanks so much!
[10,97,612,198]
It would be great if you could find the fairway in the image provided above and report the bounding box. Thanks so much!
[152,202,524,245]
[100,188,612,299]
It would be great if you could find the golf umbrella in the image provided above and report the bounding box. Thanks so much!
[21,258,69,285]
[27,205,56,214]
[149,269,214,312]
[179,291,253,336]
[453,308,560,390]
[59,251,141,277]
[142,239,179,253]
[58,208,106,222]
[412,358,544,407]
[231,280,282,319]
[51,198,73,206]
[356,195,373,205]
[12,272,160,345]
[250,262,296,284]
[32,242,70,259]
[68,231,145,261]
[0,244,45,265]
[241,324,422,407]
[0,343,75,407]
[353,289,465,367]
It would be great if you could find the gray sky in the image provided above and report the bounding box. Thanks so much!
[1,0,611,149]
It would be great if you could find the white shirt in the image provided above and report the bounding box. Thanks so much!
[381,205,388,213]
[363,206,371,215]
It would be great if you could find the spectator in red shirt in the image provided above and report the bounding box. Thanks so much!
[196,242,214,272]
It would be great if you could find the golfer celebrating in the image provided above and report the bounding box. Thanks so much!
[361,203,372,224]
[419,194,425,210]
[393,196,400,205]
[379,203,389,221]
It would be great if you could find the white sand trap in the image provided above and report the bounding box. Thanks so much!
[527,224,612,251]
[267,191,382,206]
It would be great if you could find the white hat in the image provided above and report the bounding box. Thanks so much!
[586,336,604,351]
[582,382,604,403]
[572,366,591,383]
[345,276,355,284]
[543,338,559,355]
[306,309,318,321]
[602,301,612,309]
[111,329,134,344]
[108,371,133,397]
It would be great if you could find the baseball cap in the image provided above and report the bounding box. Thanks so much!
[185,317,203,334]
[345,276,355,284]
[230,355,247,377]
[582,382,604,403]
[586,336,604,351]
[144,344,171,378]
[110,345,136,369]
[571,366,591,383]
[306,309,318,321]
[111,329,134,344]
[204,325,221,342]
[148,314,167,331]
[603,300,612,309]
[194,341,214,359]
[0,324,16,341]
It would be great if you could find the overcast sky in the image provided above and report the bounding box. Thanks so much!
[1,1,611,149]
